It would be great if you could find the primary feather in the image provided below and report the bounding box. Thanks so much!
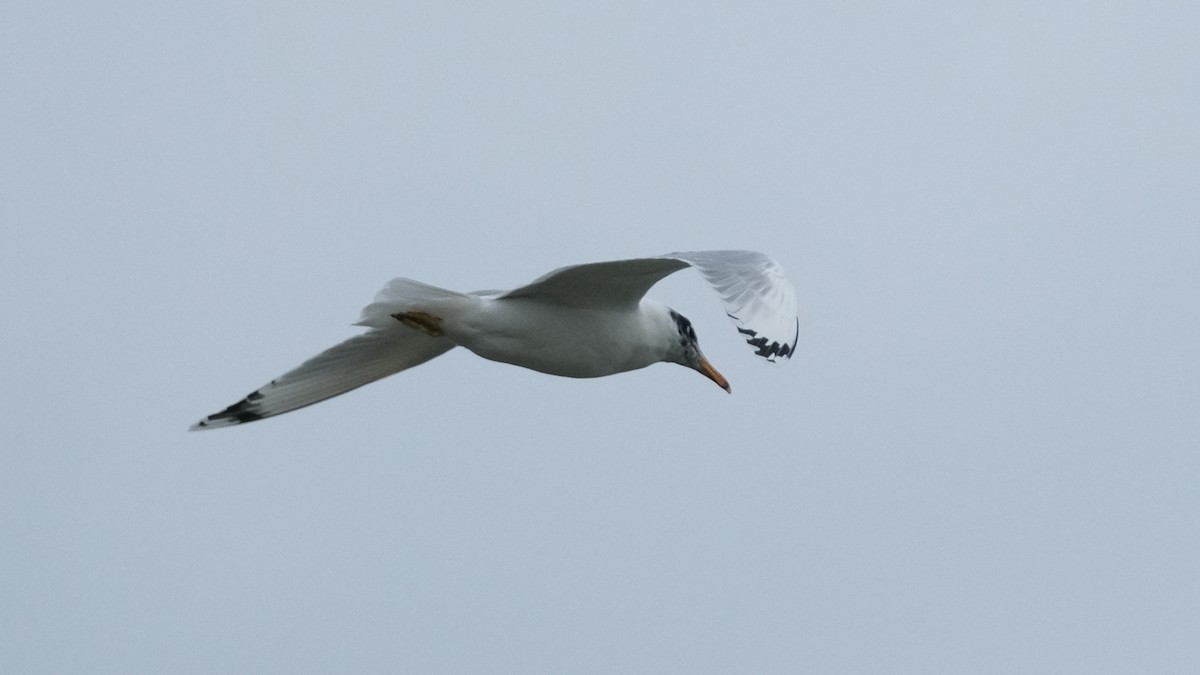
[190,328,453,430]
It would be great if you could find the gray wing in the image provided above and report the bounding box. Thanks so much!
[191,327,454,430]
[499,257,691,309]
[501,250,799,362]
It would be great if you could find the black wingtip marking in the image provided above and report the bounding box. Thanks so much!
[204,393,266,426]
[232,409,264,424]
[745,335,791,359]
[731,319,796,361]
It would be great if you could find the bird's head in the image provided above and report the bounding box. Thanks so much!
[665,308,731,393]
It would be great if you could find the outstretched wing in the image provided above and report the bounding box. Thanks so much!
[190,327,454,430]
[666,250,799,362]
[499,257,691,309]
[501,249,799,362]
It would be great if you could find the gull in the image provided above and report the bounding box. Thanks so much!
[191,250,798,430]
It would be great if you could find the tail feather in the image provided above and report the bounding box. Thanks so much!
[355,277,471,329]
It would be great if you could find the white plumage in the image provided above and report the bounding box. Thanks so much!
[191,250,798,430]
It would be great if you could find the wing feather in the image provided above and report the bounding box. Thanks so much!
[500,257,689,309]
[665,251,799,362]
[191,328,454,430]
[501,249,798,362]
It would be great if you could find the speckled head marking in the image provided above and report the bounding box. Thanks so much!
[668,308,698,347]
[667,308,730,392]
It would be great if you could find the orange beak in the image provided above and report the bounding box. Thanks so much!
[695,353,732,393]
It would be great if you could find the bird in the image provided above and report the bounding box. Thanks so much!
[191,250,798,430]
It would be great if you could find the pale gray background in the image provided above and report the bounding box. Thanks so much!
[2,2,1197,673]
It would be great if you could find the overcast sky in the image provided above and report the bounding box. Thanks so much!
[2,2,1198,673]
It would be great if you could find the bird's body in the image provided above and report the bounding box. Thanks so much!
[192,250,798,430]
[454,297,677,378]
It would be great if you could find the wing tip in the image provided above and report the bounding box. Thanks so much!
[189,392,267,431]
[188,416,246,431]
[731,315,798,362]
